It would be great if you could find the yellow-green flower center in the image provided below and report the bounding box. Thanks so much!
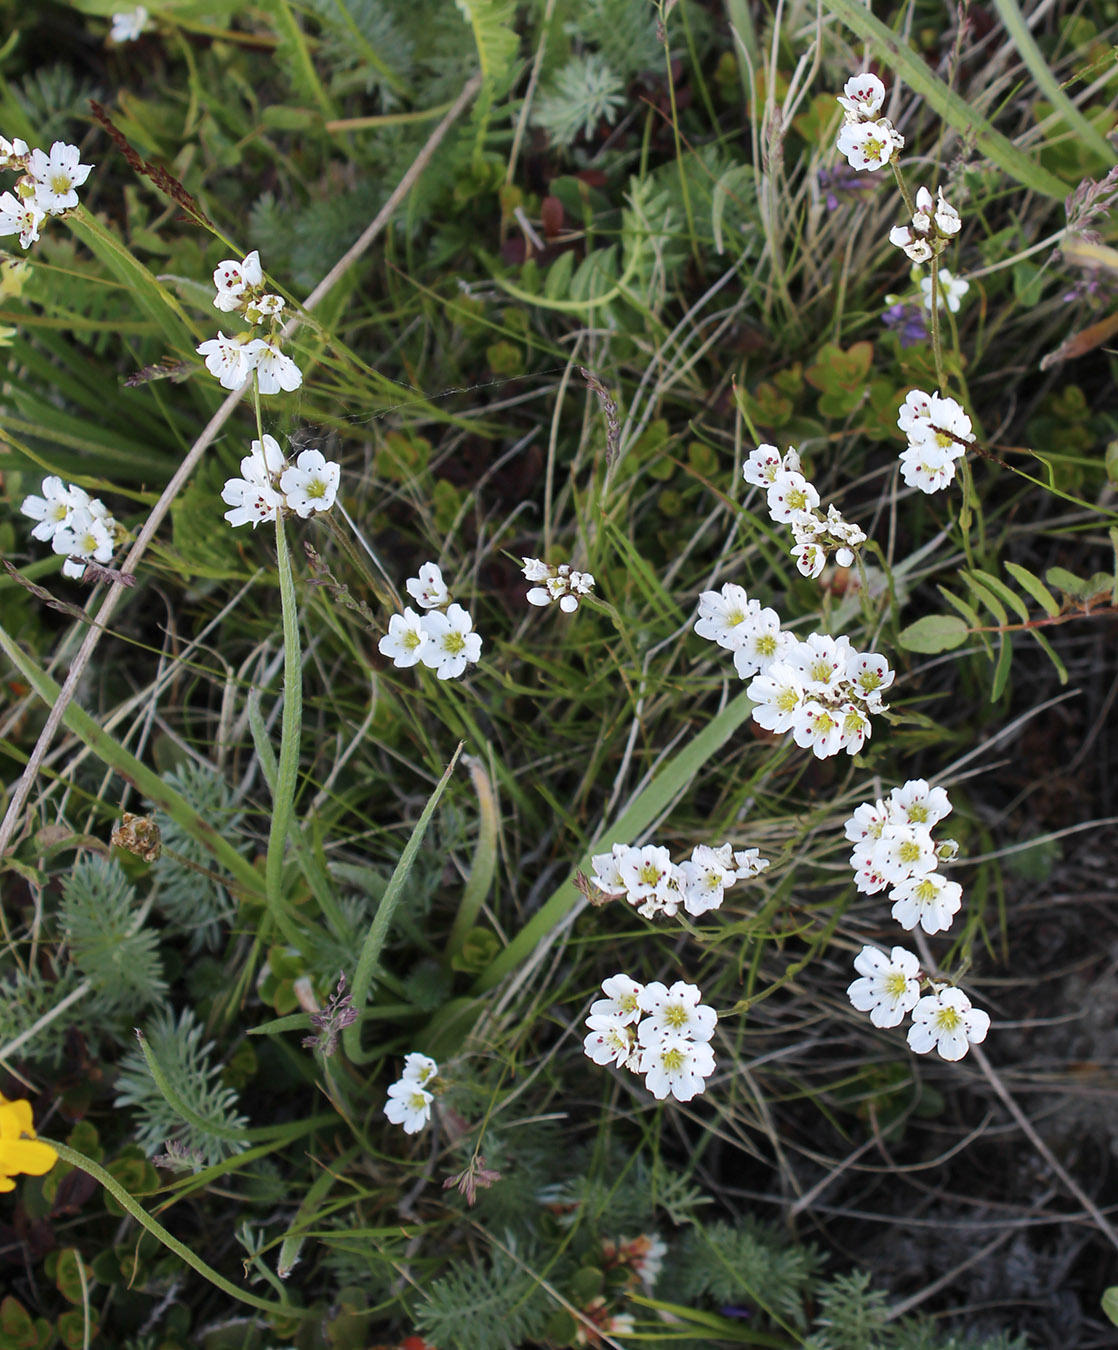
[914,878,938,903]
[884,972,909,997]
[49,171,72,195]
[442,631,466,654]
[777,687,800,712]
[756,633,777,656]
[662,1003,689,1030]
[898,840,922,864]
[660,1047,685,1072]
[934,1005,961,1032]
[306,478,327,499]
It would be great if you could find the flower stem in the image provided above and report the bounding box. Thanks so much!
[928,267,946,393]
[43,1141,318,1320]
[890,159,915,219]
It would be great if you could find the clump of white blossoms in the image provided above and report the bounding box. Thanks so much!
[589,840,769,920]
[920,266,969,313]
[834,72,904,172]
[379,561,482,681]
[20,475,121,579]
[897,389,976,494]
[0,136,93,250]
[383,1052,439,1134]
[221,434,340,528]
[583,974,718,1102]
[522,557,596,613]
[196,250,302,395]
[889,185,961,264]
[845,779,962,934]
[846,945,990,1061]
[734,623,893,760]
[743,443,867,580]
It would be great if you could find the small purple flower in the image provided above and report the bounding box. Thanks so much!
[817,165,879,211]
[882,302,927,348]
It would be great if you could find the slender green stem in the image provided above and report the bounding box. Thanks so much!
[929,267,946,393]
[266,511,311,953]
[890,158,916,219]
[44,1141,318,1320]
[446,752,498,962]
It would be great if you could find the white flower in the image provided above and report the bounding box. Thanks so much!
[675,844,737,917]
[933,188,961,235]
[245,336,303,394]
[742,443,785,487]
[890,872,963,935]
[850,652,894,711]
[731,604,790,681]
[407,561,449,608]
[889,779,952,828]
[845,799,891,844]
[746,663,805,734]
[212,250,263,311]
[26,142,93,215]
[766,470,820,524]
[639,1034,716,1102]
[850,841,890,894]
[197,331,258,389]
[401,1052,439,1085]
[521,556,550,583]
[0,137,29,169]
[889,185,961,263]
[876,823,938,885]
[900,442,957,494]
[897,389,934,435]
[52,506,114,578]
[524,560,595,612]
[384,1079,433,1133]
[787,632,852,697]
[590,974,644,1025]
[906,394,975,454]
[584,1014,639,1068]
[245,292,285,324]
[638,981,717,1043]
[837,700,872,756]
[907,987,990,1061]
[221,434,285,528]
[920,267,969,312]
[792,541,827,578]
[790,700,846,758]
[589,843,631,894]
[732,847,769,880]
[847,945,922,1028]
[695,583,756,649]
[110,6,149,41]
[280,448,339,517]
[378,607,430,668]
[836,117,904,171]
[0,191,45,249]
[21,475,85,541]
[617,844,676,915]
[418,603,481,679]
[889,223,935,265]
[836,72,886,121]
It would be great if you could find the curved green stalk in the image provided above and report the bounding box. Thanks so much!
[446,753,499,961]
[44,1141,318,1320]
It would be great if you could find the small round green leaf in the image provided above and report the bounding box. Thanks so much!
[898,615,970,653]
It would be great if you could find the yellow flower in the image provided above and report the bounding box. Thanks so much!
[0,1094,58,1192]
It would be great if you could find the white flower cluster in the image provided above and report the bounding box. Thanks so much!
[221,433,339,528]
[889,185,961,264]
[846,779,961,933]
[834,73,904,172]
[0,138,93,251]
[196,251,302,395]
[379,561,482,680]
[583,975,717,1102]
[20,475,119,579]
[590,841,769,919]
[694,585,893,758]
[897,389,976,494]
[383,1052,438,1134]
[522,557,595,612]
[845,780,992,1060]
[847,946,990,1061]
[743,443,866,579]
[920,266,969,313]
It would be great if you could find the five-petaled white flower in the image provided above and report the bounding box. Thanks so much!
[400,1052,439,1086]
[221,434,285,528]
[638,981,717,1043]
[246,336,303,394]
[197,331,257,390]
[591,974,645,1025]
[920,267,969,312]
[406,562,449,609]
[847,945,922,1028]
[378,607,430,669]
[280,448,339,517]
[836,118,904,171]
[384,1079,434,1133]
[26,142,93,214]
[907,987,990,1061]
[21,476,87,540]
[836,72,886,121]
[52,506,114,579]
[0,191,45,249]
[419,603,482,680]
[638,1034,716,1102]
[110,6,150,41]
[213,251,263,312]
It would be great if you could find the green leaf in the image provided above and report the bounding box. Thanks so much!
[961,575,1008,626]
[820,0,1069,199]
[897,614,970,653]
[1028,629,1068,684]
[1102,1287,1118,1326]
[967,568,1030,623]
[1004,561,1061,617]
[990,637,1013,701]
